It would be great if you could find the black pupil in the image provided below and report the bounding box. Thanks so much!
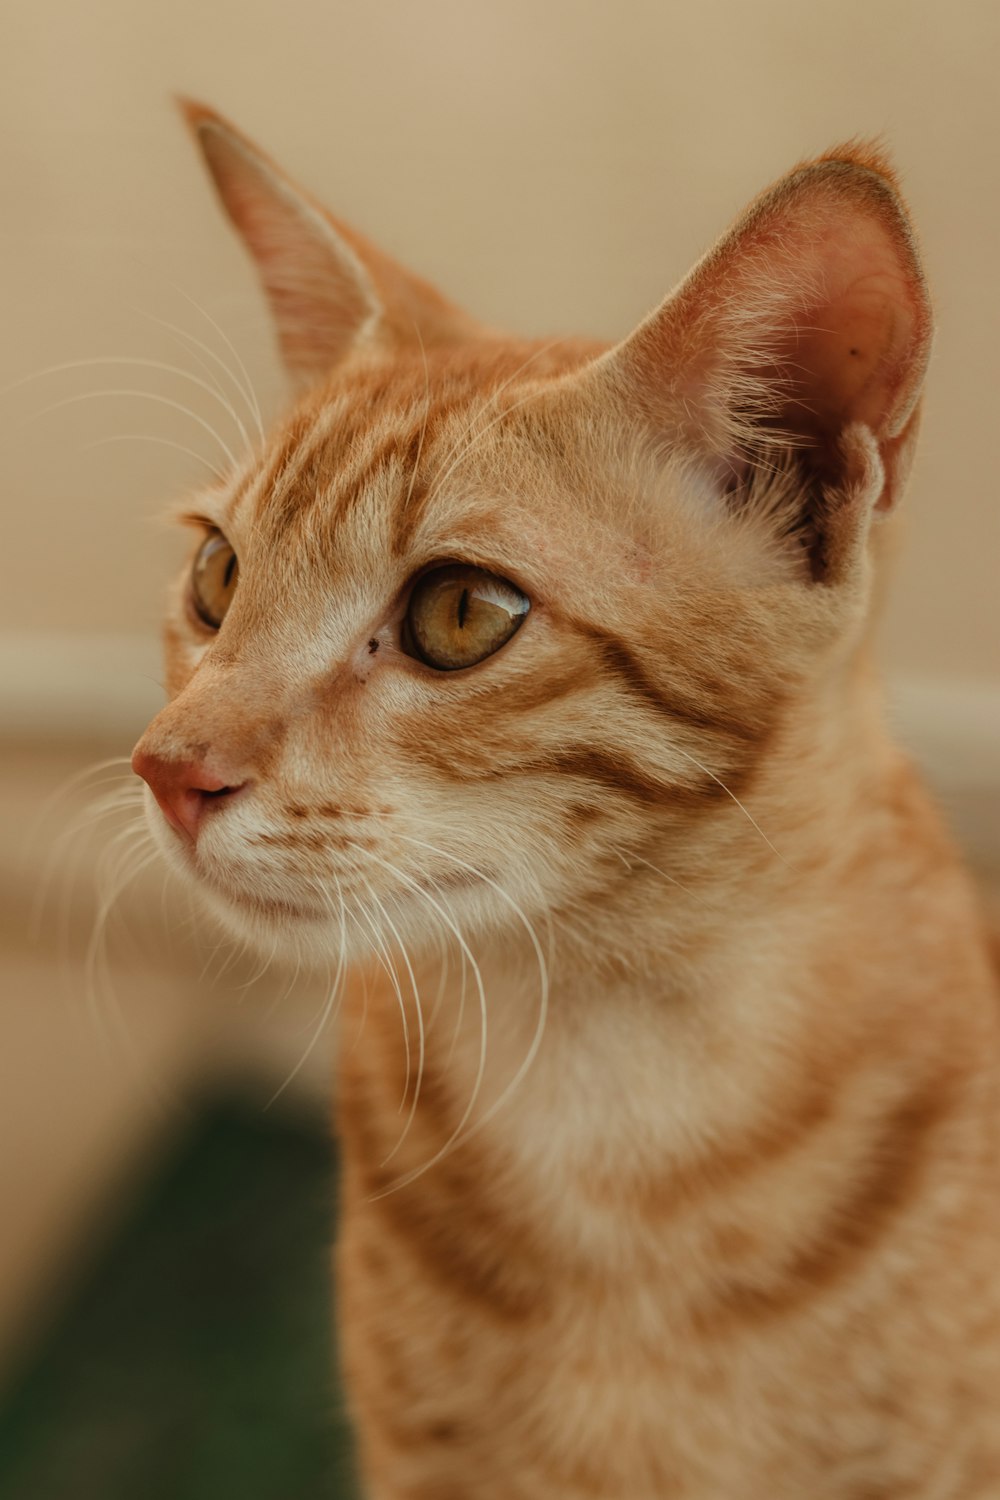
[456,588,469,629]
[223,551,236,589]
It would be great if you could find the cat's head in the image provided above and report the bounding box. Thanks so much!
[132,104,930,963]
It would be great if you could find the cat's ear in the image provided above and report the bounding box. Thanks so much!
[179,100,480,381]
[590,145,932,575]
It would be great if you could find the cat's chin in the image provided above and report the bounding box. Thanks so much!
[197,878,343,961]
[194,871,329,929]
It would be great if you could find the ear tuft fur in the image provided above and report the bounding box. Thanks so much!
[587,142,932,578]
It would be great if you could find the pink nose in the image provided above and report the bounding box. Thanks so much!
[131,747,248,843]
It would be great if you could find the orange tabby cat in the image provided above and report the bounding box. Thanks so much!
[131,103,1000,1497]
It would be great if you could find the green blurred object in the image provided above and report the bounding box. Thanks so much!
[0,1097,360,1500]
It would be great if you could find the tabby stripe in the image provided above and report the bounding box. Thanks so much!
[508,746,714,807]
[337,423,428,522]
[390,404,471,556]
[700,1077,953,1328]
[344,1069,543,1322]
[405,732,718,807]
[571,617,760,742]
[236,416,305,523]
[266,401,356,532]
[243,404,334,531]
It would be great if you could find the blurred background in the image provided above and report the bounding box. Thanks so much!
[1,1,998,1494]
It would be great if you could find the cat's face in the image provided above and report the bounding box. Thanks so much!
[132,106,931,963]
[138,341,795,958]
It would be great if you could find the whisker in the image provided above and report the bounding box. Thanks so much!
[83,433,226,482]
[348,956,372,1059]
[266,874,348,1106]
[135,307,266,442]
[609,845,716,912]
[363,882,428,1166]
[354,878,412,1110]
[232,921,280,992]
[396,834,550,1142]
[32,769,143,943]
[16,388,239,471]
[0,355,254,452]
[424,379,552,513]
[84,826,160,1044]
[670,744,793,868]
[424,917,453,1036]
[349,844,488,1200]
[167,280,266,436]
[31,755,135,826]
[401,323,430,514]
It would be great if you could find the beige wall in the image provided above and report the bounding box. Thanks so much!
[0,0,997,683]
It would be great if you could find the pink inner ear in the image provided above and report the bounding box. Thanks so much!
[783,241,919,446]
[607,153,932,491]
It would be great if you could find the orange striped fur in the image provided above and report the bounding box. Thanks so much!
[132,106,1000,1496]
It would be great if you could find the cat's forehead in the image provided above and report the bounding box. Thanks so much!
[218,339,604,583]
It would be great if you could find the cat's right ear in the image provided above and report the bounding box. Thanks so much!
[579,145,932,582]
[179,100,478,382]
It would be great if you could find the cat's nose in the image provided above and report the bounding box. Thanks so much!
[131,747,249,844]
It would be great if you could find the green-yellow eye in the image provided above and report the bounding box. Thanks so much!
[404,564,529,671]
[191,532,238,628]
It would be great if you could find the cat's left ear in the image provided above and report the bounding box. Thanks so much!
[587,145,932,578]
[180,100,480,382]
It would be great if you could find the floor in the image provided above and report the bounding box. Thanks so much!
[0,1094,360,1500]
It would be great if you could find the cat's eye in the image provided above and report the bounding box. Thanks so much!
[404,564,529,671]
[190,532,239,628]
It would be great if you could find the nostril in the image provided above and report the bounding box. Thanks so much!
[194,780,250,808]
[131,747,252,842]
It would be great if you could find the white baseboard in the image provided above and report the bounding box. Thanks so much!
[887,678,1000,794]
[886,677,1000,876]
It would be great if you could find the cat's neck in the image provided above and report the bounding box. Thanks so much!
[341,665,996,1211]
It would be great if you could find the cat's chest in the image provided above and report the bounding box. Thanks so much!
[338,1197,984,1500]
[336,971,1000,1498]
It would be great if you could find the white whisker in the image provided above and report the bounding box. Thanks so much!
[671,744,792,867]
[232,922,280,992]
[32,766,143,944]
[17,388,239,471]
[0,354,254,452]
[135,307,266,441]
[84,826,160,1044]
[350,845,488,1200]
[354,878,412,1110]
[425,378,553,513]
[167,281,266,435]
[267,873,348,1106]
[84,433,226,482]
[428,338,567,500]
[397,835,550,1142]
[364,884,427,1167]
[401,323,430,513]
[609,845,715,911]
